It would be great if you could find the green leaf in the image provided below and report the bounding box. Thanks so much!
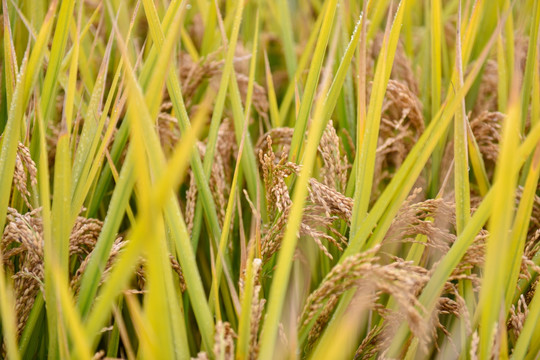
[350,0,407,240]
[288,0,338,165]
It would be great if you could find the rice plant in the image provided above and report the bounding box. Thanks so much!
[1,0,540,358]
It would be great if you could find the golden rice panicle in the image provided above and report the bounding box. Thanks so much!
[308,178,353,222]
[374,81,424,192]
[300,245,435,353]
[213,321,236,360]
[318,120,348,192]
[185,170,198,236]
[255,127,293,159]
[470,111,504,167]
[508,295,529,339]
[13,143,37,210]
[2,208,43,337]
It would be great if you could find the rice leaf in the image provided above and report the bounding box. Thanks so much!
[350,0,406,238]
[454,2,471,235]
[478,92,521,358]
[287,0,337,165]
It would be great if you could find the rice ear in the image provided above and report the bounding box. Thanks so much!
[212,321,236,360]
[373,80,424,193]
[318,120,349,192]
[12,143,37,210]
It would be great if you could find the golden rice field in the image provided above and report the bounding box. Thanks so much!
[1,0,540,358]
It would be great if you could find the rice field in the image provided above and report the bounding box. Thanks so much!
[1,0,540,358]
